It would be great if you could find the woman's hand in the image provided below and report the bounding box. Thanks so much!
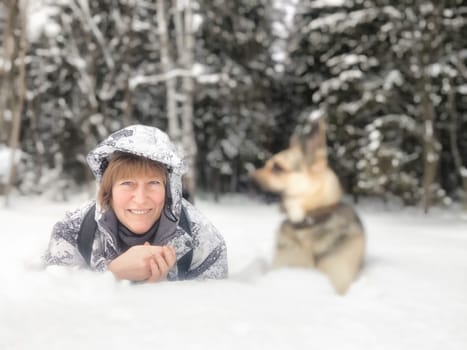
[108,243,177,282]
[146,243,176,282]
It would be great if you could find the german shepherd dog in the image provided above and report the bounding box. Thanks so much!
[252,115,365,294]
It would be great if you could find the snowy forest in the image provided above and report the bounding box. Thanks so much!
[0,0,466,211]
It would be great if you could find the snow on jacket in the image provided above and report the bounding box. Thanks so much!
[43,125,228,280]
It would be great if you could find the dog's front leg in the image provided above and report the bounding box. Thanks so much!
[272,221,315,268]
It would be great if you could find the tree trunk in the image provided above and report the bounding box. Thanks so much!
[447,76,467,211]
[157,0,180,143]
[176,0,197,199]
[155,0,197,201]
[5,0,28,206]
[420,87,440,214]
[0,0,16,145]
[124,78,133,126]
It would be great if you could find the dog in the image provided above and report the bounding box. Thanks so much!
[251,114,365,295]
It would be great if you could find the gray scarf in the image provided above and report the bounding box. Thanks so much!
[118,221,159,251]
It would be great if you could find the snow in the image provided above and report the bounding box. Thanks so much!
[307,9,379,33]
[0,146,22,183]
[312,0,346,6]
[0,147,9,181]
[28,1,61,42]
[0,193,466,349]
[384,70,404,90]
[458,84,467,94]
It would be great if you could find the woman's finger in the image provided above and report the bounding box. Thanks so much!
[146,257,160,282]
[154,253,170,279]
[163,246,177,267]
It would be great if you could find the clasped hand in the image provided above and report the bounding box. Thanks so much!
[108,242,177,282]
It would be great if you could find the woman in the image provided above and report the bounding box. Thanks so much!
[43,125,228,282]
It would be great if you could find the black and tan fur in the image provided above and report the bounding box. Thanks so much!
[252,115,365,294]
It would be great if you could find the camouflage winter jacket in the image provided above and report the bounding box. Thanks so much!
[43,125,228,280]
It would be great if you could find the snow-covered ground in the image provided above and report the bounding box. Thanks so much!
[0,193,466,350]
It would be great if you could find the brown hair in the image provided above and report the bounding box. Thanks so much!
[97,151,167,209]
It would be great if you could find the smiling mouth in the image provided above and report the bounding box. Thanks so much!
[128,209,152,215]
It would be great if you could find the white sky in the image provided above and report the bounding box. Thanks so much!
[0,193,466,349]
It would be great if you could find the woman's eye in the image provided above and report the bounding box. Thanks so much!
[120,181,133,186]
[149,180,162,186]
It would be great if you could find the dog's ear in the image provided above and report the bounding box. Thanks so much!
[292,116,328,169]
[304,118,327,152]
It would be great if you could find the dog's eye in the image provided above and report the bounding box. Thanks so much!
[272,163,284,173]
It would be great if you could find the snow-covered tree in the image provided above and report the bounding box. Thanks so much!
[3,0,466,208]
[21,0,170,195]
[287,0,467,209]
[194,0,281,197]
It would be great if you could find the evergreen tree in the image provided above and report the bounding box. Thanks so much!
[4,0,466,207]
[21,0,167,194]
[194,0,281,196]
[287,0,467,207]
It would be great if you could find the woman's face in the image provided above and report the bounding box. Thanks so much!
[111,172,166,234]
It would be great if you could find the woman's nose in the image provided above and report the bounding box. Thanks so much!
[132,184,147,203]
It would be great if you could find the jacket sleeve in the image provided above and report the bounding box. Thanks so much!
[182,200,228,280]
[42,203,92,268]
[193,239,228,280]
